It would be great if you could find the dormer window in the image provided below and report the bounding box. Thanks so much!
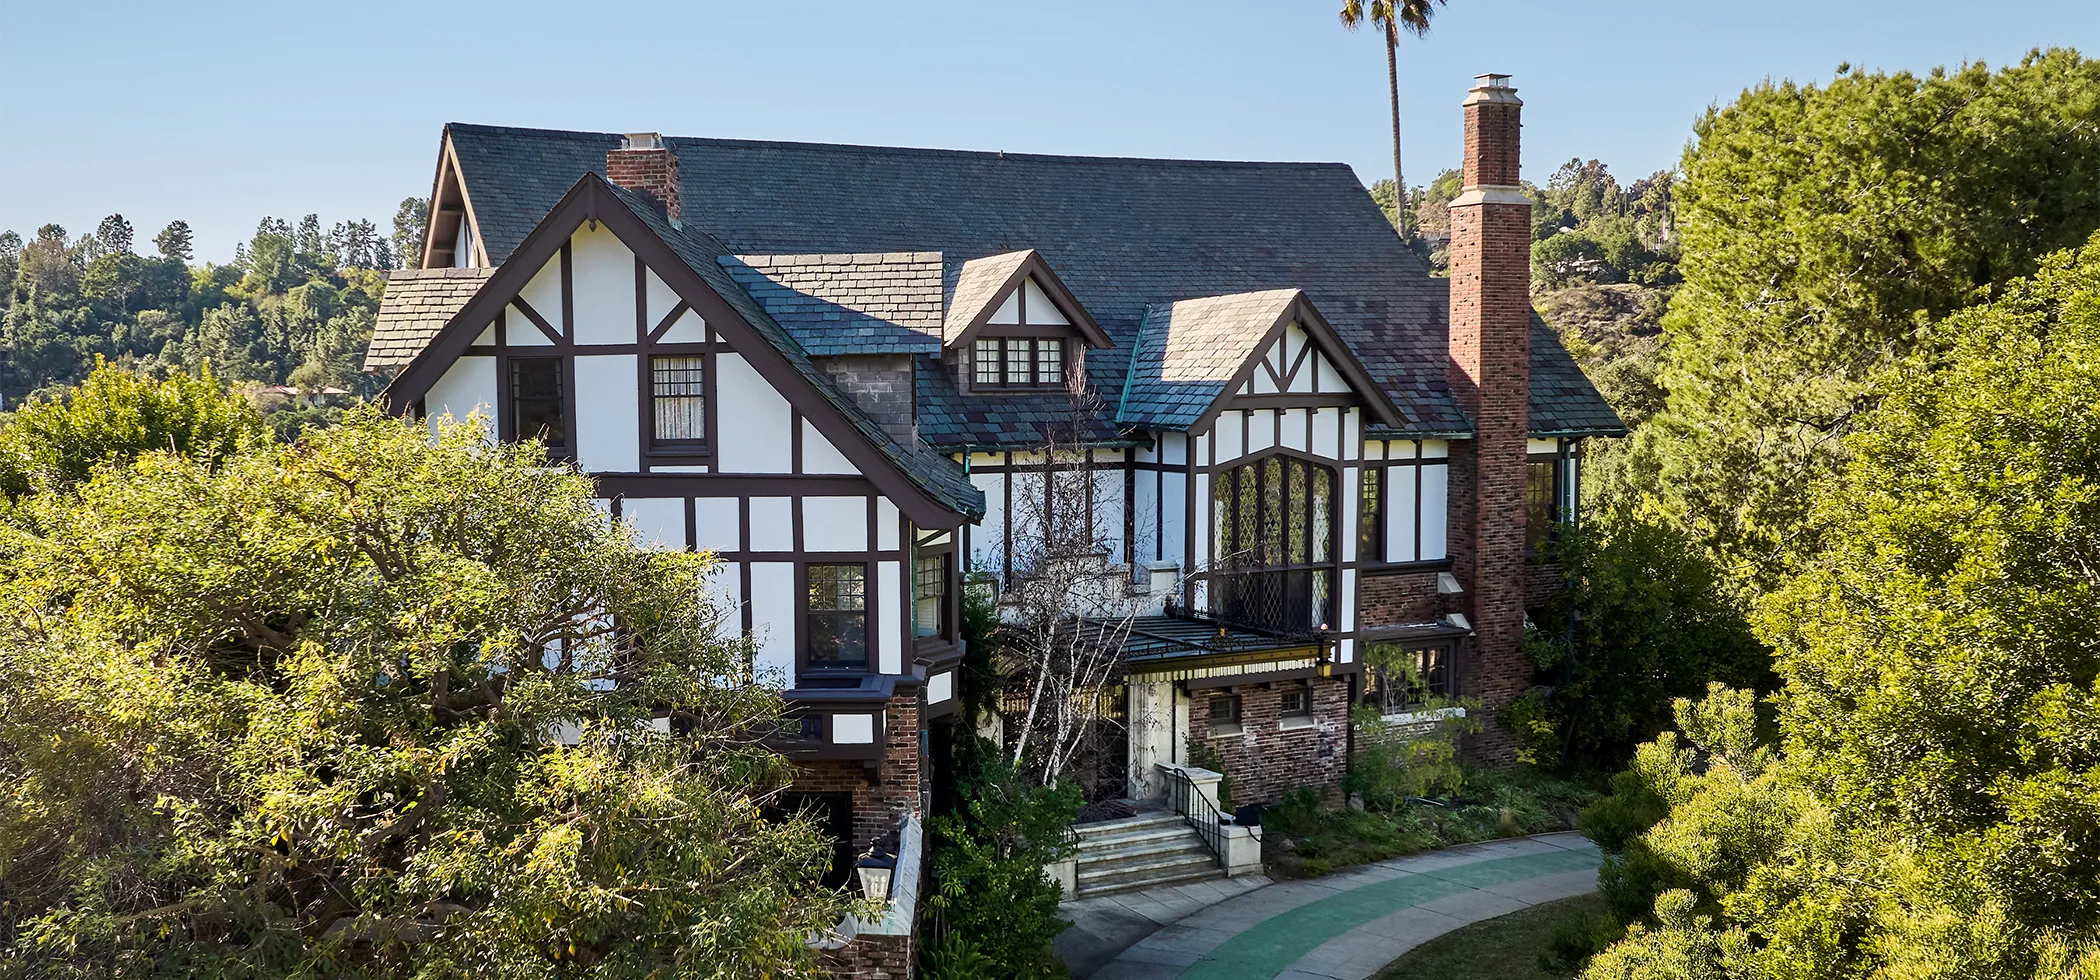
[973,337,1064,388]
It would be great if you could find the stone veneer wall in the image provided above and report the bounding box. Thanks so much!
[814,354,917,445]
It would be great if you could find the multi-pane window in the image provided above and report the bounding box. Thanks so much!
[509,357,566,451]
[1361,644,1453,713]
[805,564,868,668]
[1280,680,1313,721]
[1207,692,1243,734]
[1359,466,1383,562]
[973,337,1065,388]
[1526,457,1563,557]
[913,554,949,639]
[651,355,706,445]
[1210,454,1336,632]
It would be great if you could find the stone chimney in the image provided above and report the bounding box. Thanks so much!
[605,133,680,220]
[1446,73,1532,753]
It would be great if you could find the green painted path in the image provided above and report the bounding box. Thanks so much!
[1082,833,1601,980]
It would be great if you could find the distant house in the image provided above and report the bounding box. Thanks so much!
[367,72,1620,974]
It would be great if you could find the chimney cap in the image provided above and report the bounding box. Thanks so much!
[619,132,664,150]
[1472,73,1513,88]
[1462,73,1522,107]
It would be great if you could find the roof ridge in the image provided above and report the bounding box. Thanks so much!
[445,122,1360,172]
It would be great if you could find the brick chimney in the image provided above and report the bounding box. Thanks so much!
[1446,73,1532,754]
[605,133,680,220]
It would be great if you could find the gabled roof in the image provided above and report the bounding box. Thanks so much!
[718,252,944,356]
[438,123,1623,441]
[1117,288,1403,431]
[942,249,1111,349]
[365,267,494,371]
[379,174,983,525]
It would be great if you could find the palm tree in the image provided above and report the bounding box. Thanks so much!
[1339,0,1447,235]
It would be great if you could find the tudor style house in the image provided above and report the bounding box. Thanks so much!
[368,73,1619,974]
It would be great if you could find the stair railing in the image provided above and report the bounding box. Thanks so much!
[1159,764,1228,860]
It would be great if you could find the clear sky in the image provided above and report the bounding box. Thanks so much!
[2,0,2093,261]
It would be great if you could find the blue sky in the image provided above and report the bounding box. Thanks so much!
[2,0,2093,260]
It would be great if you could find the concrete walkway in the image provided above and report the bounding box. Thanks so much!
[1066,832,1601,980]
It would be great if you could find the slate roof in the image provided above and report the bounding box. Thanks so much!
[365,268,494,370]
[1117,289,1301,430]
[718,252,944,356]
[591,183,985,518]
[440,123,1622,442]
[943,250,1032,342]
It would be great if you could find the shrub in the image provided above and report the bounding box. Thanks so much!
[921,742,1081,979]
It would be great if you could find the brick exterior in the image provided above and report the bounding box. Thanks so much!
[1447,78,1532,763]
[1525,563,1565,610]
[605,137,681,220]
[822,934,913,978]
[1357,569,1447,626]
[1188,676,1350,806]
[787,695,924,853]
[815,354,918,445]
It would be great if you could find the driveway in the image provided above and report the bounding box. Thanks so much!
[1065,832,1601,980]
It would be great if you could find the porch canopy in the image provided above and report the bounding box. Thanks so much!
[1080,613,1339,687]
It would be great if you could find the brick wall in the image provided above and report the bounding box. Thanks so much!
[604,137,681,219]
[1447,77,1533,763]
[787,695,923,852]
[815,354,917,445]
[1187,676,1350,806]
[822,934,913,979]
[1357,569,1445,627]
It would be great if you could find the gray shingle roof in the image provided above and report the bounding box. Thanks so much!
[1117,289,1300,429]
[441,123,1621,441]
[364,268,494,370]
[943,250,1031,342]
[718,252,944,356]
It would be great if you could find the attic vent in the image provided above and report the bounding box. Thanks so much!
[622,132,664,150]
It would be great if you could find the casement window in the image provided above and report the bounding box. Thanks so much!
[1210,453,1336,633]
[651,355,706,445]
[509,357,567,452]
[1280,679,1314,724]
[1526,456,1563,558]
[805,564,869,669]
[913,553,950,639]
[1359,466,1384,562]
[972,337,1065,388]
[1207,692,1243,735]
[1360,643,1453,714]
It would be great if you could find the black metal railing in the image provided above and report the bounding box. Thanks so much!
[1161,765,1228,861]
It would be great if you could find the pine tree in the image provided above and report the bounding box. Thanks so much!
[153,220,193,262]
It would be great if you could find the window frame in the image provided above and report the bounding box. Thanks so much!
[1361,643,1455,715]
[971,334,1068,389]
[801,562,872,671]
[912,548,954,643]
[647,352,709,449]
[1525,452,1566,560]
[639,343,715,461]
[1359,465,1384,562]
[1206,691,1244,736]
[501,354,574,461]
[1207,450,1339,632]
[1279,679,1314,726]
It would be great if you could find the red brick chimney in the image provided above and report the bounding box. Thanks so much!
[1446,73,1532,753]
[605,133,680,220]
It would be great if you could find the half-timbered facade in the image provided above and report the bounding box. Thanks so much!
[369,72,1620,975]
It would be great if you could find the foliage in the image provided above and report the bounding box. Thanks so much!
[1617,49,2100,592]
[0,407,844,978]
[921,743,1081,980]
[1183,740,1235,813]
[1344,649,1482,807]
[956,577,1003,730]
[1512,517,1768,773]
[1531,160,1680,289]
[1265,770,1595,879]
[0,359,270,497]
[1579,233,2100,978]
[1,205,412,422]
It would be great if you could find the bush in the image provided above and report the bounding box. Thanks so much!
[921,742,1081,979]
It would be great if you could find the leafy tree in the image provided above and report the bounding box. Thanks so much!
[154,220,194,261]
[0,359,267,497]
[1580,231,2100,978]
[921,745,1080,979]
[1616,49,2100,591]
[1511,516,1767,772]
[394,197,430,269]
[0,407,847,978]
[1338,0,1448,237]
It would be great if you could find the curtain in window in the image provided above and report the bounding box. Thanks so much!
[651,355,705,442]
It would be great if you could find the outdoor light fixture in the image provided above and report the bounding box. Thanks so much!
[856,848,896,907]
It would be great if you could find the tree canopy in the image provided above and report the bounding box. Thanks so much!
[1579,229,2100,979]
[0,386,844,978]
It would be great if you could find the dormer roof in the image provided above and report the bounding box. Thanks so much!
[942,249,1112,349]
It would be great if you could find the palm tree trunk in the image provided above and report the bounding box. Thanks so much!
[1384,20,1405,236]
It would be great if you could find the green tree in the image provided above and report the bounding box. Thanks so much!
[1581,231,2100,978]
[0,359,268,497]
[1617,50,2100,591]
[0,407,847,978]
[154,220,194,261]
[1338,0,1448,237]
[922,746,1080,979]
[393,197,430,269]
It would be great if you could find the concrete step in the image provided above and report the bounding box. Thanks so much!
[1076,823,1199,852]
[1074,813,1182,839]
[1075,859,1225,897]
[1078,836,1216,867]
[1077,846,1220,883]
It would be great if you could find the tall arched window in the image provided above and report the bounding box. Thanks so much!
[1210,453,1335,632]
